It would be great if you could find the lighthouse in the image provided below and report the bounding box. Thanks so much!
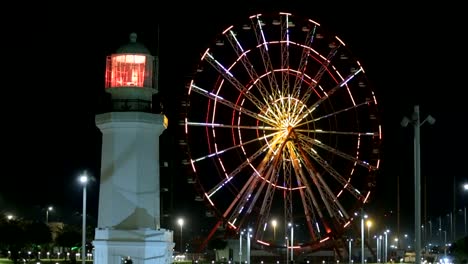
[93,32,173,264]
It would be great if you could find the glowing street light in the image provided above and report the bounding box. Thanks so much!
[178,218,184,253]
[347,238,353,264]
[46,206,53,224]
[463,183,468,235]
[361,214,367,264]
[79,173,88,264]
[366,220,372,240]
[239,230,244,264]
[271,219,277,241]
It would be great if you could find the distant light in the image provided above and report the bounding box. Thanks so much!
[79,175,88,184]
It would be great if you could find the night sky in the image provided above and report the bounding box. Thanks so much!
[2,1,467,240]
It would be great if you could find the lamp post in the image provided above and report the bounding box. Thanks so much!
[239,230,243,264]
[443,230,447,258]
[79,173,88,264]
[178,218,184,253]
[464,183,468,235]
[401,105,435,264]
[272,219,277,241]
[366,220,372,240]
[384,230,389,263]
[361,214,367,264]
[348,239,353,264]
[247,228,251,264]
[376,236,381,263]
[288,223,294,264]
[46,206,53,224]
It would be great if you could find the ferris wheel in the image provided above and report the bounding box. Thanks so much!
[180,11,382,251]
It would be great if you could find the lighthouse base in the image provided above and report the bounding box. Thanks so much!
[93,228,174,264]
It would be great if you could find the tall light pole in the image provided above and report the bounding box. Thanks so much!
[401,105,435,264]
[348,238,353,264]
[239,230,243,264]
[361,213,367,264]
[443,230,447,258]
[178,218,184,253]
[464,183,468,235]
[272,219,277,241]
[46,206,53,225]
[247,228,251,264]
[384,230,389,263]
[288,223,294,264]
[79,173,88,264]
[377,236,382,263]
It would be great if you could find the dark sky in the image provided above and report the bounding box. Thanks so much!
[2,1,467,239]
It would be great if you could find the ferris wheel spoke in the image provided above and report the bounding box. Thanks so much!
[250,15,280,98]
[190,83,276,126]
[224,29,274,109]
[225,141,284,227]
[297,134,377,170]
[299,152,344,221]
[295,128,378,137]
[294,68,363,125]
[287,143,323,240]
[202,52,269,113]
[206,135,283,200]
[279,12,291,96]
[297,100,370,127]
[186,121,280,131]
[297,144,351,222]
[297,137,364,200]
[291,22,318,98]
[298,41,341,107]
[291,143,346,222]
[191,131,281,164]
[252,153,284,237]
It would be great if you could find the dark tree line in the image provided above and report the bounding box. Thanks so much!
[0,218,85,264]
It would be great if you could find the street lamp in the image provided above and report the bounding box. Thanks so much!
[443,230,447,258]
[79,173,88,264]
[361,214,367,264]
[271,219,277,241]
[376,236,382,263]
[463,183,468,235]
[178,218,184,253]
[347,238,353,264]
[288,223,294,264]
[401,105,435,264]
[239,230,243,264]
[247,228,252,264]
[366,220,372,240]
[384,230,389,263]
[46,206,53,225]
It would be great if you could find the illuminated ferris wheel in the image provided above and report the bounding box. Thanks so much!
[180,11,382,250]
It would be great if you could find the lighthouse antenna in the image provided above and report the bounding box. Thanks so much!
[155,24,160,95]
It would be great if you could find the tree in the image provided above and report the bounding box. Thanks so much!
[450,236,468,264]
[55,224,81,249]
[24,221,52,246]
[0,218,27,264]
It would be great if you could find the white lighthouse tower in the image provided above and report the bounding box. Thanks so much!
[93,32,174,264]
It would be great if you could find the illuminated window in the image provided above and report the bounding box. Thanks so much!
[105,54,154,88]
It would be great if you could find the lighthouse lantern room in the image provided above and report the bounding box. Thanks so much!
[104,32,157,112]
